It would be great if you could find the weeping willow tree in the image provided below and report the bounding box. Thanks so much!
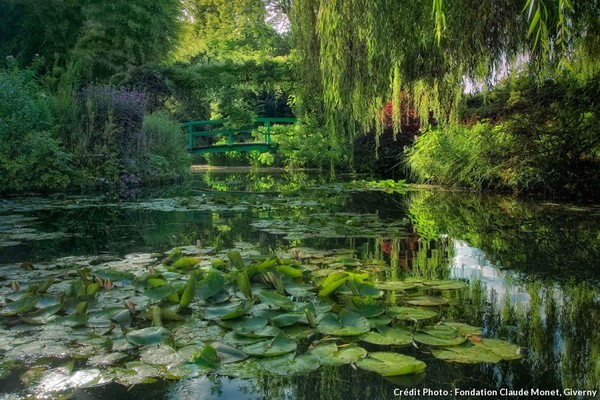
[291,0,600,145]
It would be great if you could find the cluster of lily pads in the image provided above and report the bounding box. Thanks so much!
[0,244,520,396]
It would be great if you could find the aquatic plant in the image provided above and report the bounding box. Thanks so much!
[0,244,521,396]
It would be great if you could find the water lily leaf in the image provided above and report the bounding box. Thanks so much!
[361,326,413,346]
[144,285,176,300]
[227,251,245,270]
[241,332,297,357]
[195,270,225,300]
[386,306,437,321]
[413,325,467,346]
[276,264,303,278]
[211,342,248,364]
[338,281,383,298]
[223,331,267,346]
[36,295,63,309]
[233,318,281,338]
[356,352,426,376]
[366,315,392,328]
[21,303,63,324]
[375,281,420,291]
[94,268,135,282]
[258,352,320,375]
[169,257,200,272]
[256,257,278,272]
[113,361,160,386]
[193,344,220,369]
[318,272,348,297]
[347,297,386,317]
[317,310,371,336]
[236,270,253,299]
[423,280,467,290]
[0,294,39,316]
[178,272,197,309]
[270,313,303,328]
[140,345,182,365]
[442,322,482,337]
[256,291,294,309]
[126,327,170,346]
[404,295,449,306]
[308,343,367,366]
[431,339,521,363]
[204,300,254,320]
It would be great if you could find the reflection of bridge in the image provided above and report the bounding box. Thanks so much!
[181,117,296,154]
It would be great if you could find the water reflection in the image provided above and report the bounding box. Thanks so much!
[0,172,599,399]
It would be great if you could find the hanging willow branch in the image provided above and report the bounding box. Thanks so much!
[291,0,598,146]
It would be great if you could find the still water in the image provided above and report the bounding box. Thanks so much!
[0,170,599,399]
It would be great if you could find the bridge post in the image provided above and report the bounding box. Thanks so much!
[187,125,193,150]
[265,120,271,145]
[227,132,233,145]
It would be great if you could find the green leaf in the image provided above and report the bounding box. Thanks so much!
[375,281,420,291]
[211,342,249,364]
[356,352,426,376]
[236,270,253,299]
[361,326,413,346]
[308,343,367,366]
[431,339,521,363]
[423,280,467,290]
[270,313,303,328]
[318,272,348,297]
[413,324,467,346]
[195,270,226,300]
[144,285,176,301]
[126,327,171,346]
[258,353,320,375]
[227,250,245,270]
[347,297,386,317]
[317,310,371,336]
[193,345,220,369]
[386,306,437,321]
[0,294,39,316]
[241,332,297,357]
[404,295,449,306]
[276,264,303,278]
[256,290,294,309]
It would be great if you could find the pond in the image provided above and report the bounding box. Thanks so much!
[1,170,599,400]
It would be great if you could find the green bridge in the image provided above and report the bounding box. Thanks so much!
[181,117,296,154]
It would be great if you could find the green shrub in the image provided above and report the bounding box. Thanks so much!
[408,74,600,195]
[0,65,74,192]
[141,112,191,176]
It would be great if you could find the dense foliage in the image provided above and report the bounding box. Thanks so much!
[291,0,600,143]
[408,72,600,195]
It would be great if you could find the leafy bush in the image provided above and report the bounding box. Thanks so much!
[0,64,73,192]
[141,112,191,176]
[408,73,600,196]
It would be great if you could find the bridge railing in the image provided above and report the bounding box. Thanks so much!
[181,117,296,152]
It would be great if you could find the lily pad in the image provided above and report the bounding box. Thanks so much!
[404,295,449,307]
[195,270,226,300]
[361,326,413,346]
[413,325,467,346]
[307,343,367,366]
[423,280,467,290]
[386,306,437,321]
[346,297,386,317]
[257,352,320,375]
[317,310,371,336]
[241,332,297,357]
[356,352,426,376]
[255,290,295,310]
[375,281,420,291]
[431,339,521,363]
[126,327,171,346]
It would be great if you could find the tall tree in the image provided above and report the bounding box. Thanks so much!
[291,0,600,143]
[72,0,182,81]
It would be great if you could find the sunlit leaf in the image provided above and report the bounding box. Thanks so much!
[356,352,426,376]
